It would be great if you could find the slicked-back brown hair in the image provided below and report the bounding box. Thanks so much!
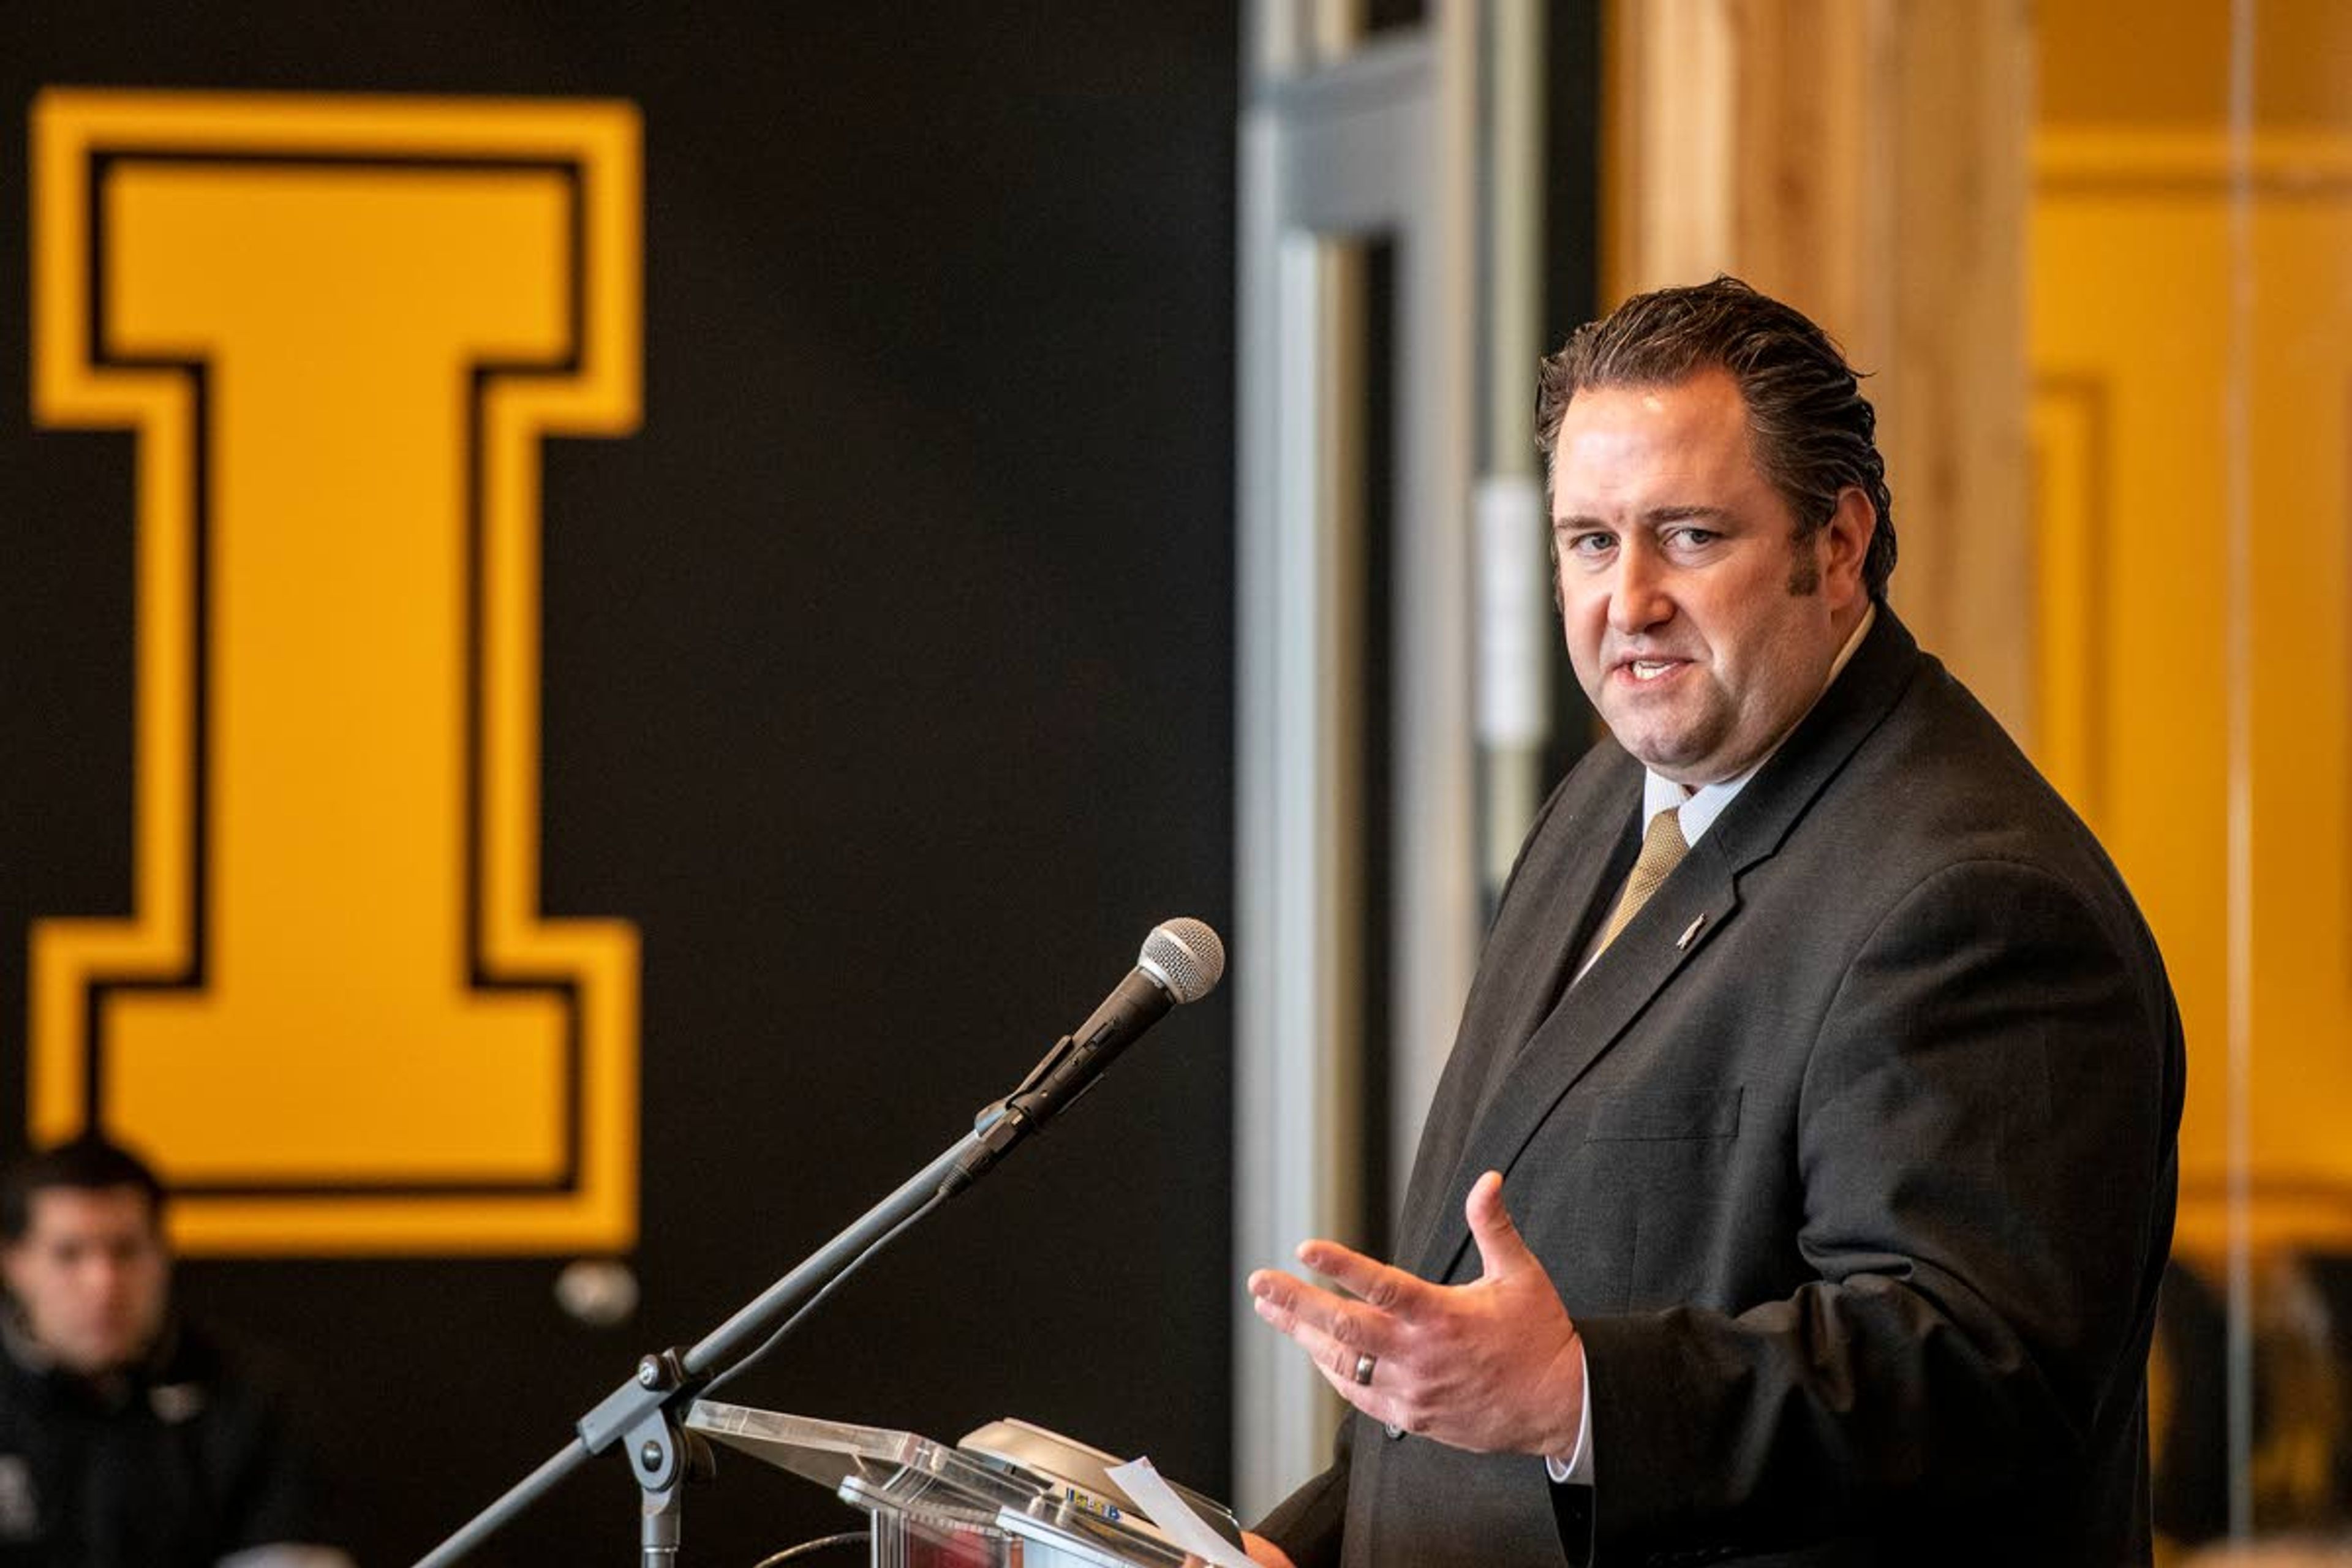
[1537,276,1897,601]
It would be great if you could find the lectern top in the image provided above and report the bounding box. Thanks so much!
[685,1403,1023,1507]
[684,1401,1225,1568]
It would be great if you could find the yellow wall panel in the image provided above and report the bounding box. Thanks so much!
[2033,132,2352,1253]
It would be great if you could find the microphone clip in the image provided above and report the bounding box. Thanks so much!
[940,1020,1101,1199]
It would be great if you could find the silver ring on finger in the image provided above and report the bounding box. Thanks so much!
[1352,1352,1377,1387]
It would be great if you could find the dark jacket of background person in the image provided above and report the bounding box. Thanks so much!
[0,1314,337,1567]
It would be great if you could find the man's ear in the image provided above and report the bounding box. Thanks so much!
[1820,485,1874,605]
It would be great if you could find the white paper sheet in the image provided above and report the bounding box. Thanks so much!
[1105,1455,1254,1568]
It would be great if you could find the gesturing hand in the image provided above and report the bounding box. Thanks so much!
[1245,1170,1585,1457]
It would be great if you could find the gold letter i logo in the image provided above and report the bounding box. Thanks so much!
[29,91,643,1254]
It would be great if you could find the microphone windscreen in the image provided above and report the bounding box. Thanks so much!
[1140,918,1224,1005]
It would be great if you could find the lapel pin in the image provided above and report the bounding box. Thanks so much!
[1676,915,1705,951]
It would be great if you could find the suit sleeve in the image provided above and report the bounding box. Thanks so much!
[1252,1414,1352,1568]
[1570,857,2180,1555]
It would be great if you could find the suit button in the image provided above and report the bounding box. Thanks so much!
[1382,1422,1404,1441]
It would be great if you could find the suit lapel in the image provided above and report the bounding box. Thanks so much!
[1408,610,1928,1284]
[1412,837,1741,1281]
[1390,750,1642,1270]
[1462,769,1646,1103]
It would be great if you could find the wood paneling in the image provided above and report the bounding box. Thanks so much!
[1603,0,2034,732]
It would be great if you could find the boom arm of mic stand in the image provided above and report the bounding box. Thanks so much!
[412,1128,986,1567]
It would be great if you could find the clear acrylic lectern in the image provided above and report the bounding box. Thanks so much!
[685,1400,1245,1568]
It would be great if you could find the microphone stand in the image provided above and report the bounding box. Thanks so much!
[414,1101,1025,1567]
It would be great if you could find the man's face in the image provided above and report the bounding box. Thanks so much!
[2,1186,170,1377]
[1551,368,1870,786]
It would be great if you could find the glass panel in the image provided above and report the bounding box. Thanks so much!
[2034,1,2352,1553]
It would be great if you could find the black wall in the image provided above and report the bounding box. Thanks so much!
[0,5,1238,1561]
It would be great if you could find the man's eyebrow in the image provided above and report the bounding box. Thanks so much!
[1551,504,1737,530]
[1643,504,1736,526]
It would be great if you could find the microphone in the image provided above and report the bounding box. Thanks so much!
[942,918,1224,1197]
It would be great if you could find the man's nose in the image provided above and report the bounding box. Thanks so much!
[77,1254,129,1294]
[1607,548,1672,634]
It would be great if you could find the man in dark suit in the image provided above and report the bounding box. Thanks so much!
[1242,277,2184,1567]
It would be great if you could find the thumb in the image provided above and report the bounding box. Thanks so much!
[1464,1170,1534,1280]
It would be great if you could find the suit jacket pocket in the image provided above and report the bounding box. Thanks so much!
[1583,1087,1747,1311]
[1583,1085,1743,1142]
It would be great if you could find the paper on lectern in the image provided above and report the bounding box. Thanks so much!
[1106,1456,1254,1568]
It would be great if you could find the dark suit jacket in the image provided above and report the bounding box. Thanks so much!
[1259,611,2184,1567]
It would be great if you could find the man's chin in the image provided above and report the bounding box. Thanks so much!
[1615,727,1721,781]
[56,1332,148,1378]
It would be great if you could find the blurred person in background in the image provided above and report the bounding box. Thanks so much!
[0,1135,351,1567]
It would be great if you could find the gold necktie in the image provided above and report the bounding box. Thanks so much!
[1596,807,1688,954]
